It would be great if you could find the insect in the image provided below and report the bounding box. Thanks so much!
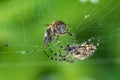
[44,21,73,46]
[43,37,100,63]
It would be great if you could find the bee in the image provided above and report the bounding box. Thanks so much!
[43,37,100,63]
[44,21,73,46]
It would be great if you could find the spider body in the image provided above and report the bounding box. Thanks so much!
[44,21,72,45]
[65,42,97,60]
[43,37,100,63]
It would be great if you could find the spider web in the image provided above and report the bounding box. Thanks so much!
[0,0,120,66]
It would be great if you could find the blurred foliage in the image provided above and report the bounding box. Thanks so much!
[0,0,120,80]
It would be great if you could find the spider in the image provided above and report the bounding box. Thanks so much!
[43,37,100,63]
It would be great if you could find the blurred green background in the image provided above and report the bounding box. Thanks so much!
[0,0,120,80]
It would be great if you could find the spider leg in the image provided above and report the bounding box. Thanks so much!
[58,50,62,56]
[49,46,69,59]
[43,50,73,63]
[47,45,63,57]
[43,50,62,61]
[45,42,74,63]
[61,57,74,63]
[62,53,76,63]
[44,45,73,63]
[57,42,66,50]
[57,43,71,57]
